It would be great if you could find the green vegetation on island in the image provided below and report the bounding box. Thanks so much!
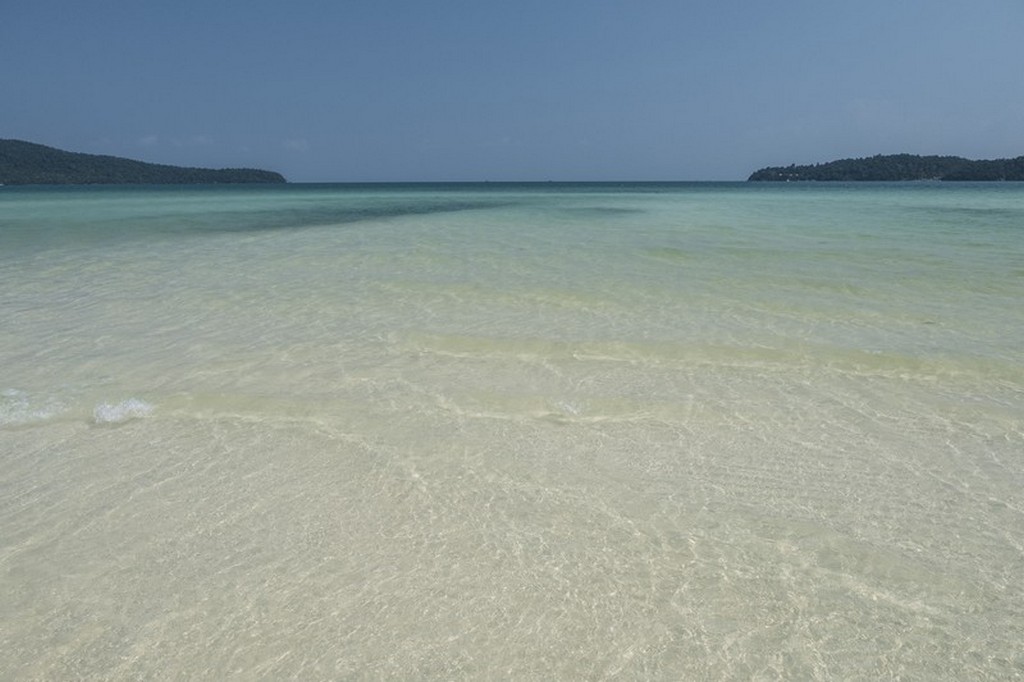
[748,153,1024,182]
[0,139,286,185]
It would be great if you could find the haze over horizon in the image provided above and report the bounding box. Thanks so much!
[4,1,1022,182]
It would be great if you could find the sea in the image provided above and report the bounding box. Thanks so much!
[1,182,1022,679]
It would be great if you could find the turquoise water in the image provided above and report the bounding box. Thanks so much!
[2,182,1023,678]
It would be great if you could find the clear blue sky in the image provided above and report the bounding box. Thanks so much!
[4,1,1022,181]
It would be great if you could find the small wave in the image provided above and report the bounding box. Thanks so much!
[554,400,584,417]
[1,388,68,427]
[93,398,154,425]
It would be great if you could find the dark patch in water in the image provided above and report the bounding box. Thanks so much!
[914,205,1024,230]
[645,247,692,263]
[0,194,521,257]
[561,207,644,217]
[936,207,1023,218]
[206,200,517,234]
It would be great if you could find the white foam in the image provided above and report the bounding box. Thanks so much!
[554,400,584,417]
[0,388,68,426]
[92,398,154,425]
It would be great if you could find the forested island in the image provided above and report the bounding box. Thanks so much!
[748,154,1024,182]
[0,139,286,185]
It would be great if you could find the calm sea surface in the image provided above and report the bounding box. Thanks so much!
[1,182,1022,679]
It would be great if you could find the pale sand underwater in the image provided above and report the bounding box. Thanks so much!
[1,183,1022,678]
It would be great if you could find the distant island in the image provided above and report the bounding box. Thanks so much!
[0,139,286,185]
[748,153,1024,182]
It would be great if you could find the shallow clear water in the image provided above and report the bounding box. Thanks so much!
[2,182,1023,678]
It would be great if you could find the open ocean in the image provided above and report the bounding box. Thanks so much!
[1,182,1022,679]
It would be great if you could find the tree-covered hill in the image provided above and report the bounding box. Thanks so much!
[748,153,1024,181]
[0,139,286,184]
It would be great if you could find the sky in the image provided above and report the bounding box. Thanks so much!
[3,0,1023,182]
